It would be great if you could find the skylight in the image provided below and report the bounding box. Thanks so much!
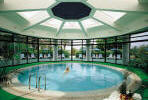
[81,18,103,29]
[102,11,126,22]
[40,18,62,29]
[93,11,125,26]
[63,22,81,29]
[18,11,42,20]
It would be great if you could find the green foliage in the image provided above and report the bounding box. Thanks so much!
[129,45,148,73]
[63,50,70,58]
[119,81,127,94]
[96,39,105,44]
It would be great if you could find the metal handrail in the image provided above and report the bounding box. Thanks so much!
[38,76,41,91]
[45,75,46,90]
[29,74,31,90]
[28,73,47,91]
[36,72,37,88]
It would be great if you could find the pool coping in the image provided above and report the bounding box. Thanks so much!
[1,63,142,100]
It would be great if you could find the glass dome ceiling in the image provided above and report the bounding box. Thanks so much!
[0,0,147,39]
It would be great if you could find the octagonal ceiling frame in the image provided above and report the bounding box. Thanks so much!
[24,0,120,37]
[1,0,147,39]
[47,0,96,37]
[47,0,121,32]
[21,0,138,33]
[47,0,96,22]
[51,2,92,20]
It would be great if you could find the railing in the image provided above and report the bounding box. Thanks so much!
[28,73,46,92]
[29,74,31,90]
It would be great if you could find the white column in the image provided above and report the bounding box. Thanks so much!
[53,40,58,61]
[122,37,130,65]
[86,40,91,61]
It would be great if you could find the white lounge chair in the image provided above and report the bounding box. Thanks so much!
[117,54,121,59]
[79,54,82,59]
[43,54,47,58]
[39,54,43,59]
[20,54,25,59]
[98,54,103,59]
[92,54,96,58]
[62,54,65,58]
[31,53,35,59]
[107,54,113,59]
[47,54,51,58]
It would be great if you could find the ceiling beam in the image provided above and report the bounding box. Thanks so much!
[92,17,119,31]
[0,9,47,13]
[95,8,148,14]
[78,21,88,37]
[88,0,148,14]
[0,0,55,13]
[91,11,121,31]
[56,21,65,36]
[24,17,51,30]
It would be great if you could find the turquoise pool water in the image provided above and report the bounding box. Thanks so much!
[18,63,124,92]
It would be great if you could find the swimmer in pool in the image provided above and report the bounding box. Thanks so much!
[64,67,70,74]
[65,67,70,73]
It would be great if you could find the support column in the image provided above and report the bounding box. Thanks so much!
[104,39,107,63]
[86,40,91,61]
[53,39,58,61]
[26,36,29,64]
[12,34,15,65]
[37,38,39,62]
[122,36,130,65]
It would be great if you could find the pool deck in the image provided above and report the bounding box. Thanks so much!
[0,62,142,100]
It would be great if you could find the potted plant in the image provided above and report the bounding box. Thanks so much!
[119,81,127,100]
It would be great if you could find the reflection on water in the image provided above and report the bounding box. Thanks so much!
[18,63,123,92]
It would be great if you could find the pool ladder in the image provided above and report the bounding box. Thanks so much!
[28,73,47,92]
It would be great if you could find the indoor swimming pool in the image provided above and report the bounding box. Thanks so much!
[18,63,124,92]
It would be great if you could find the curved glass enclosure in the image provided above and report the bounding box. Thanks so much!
[0,30,148,69]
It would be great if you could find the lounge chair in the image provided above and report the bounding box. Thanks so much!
[98,54,103,59]
[31,53,35,59]
[47,54,51,58]
[62,54,65,58]
[79,54,82,59]
[39,54,43,59]
[107,54,114,59]
[20,54,25,59]
[117,54,121,59]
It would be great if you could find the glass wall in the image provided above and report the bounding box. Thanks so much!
[28,37,38,63]
[106,38,116,63]
[0,30,148,69]
[92,39,105,62]
[73,40,83,61]
[116,43,123,64]
[39,39,52,61]
[129,32,148,72]
[61,40,71,60]
[0,33,13,67]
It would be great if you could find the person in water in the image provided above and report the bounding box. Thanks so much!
[64,67,70,73]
